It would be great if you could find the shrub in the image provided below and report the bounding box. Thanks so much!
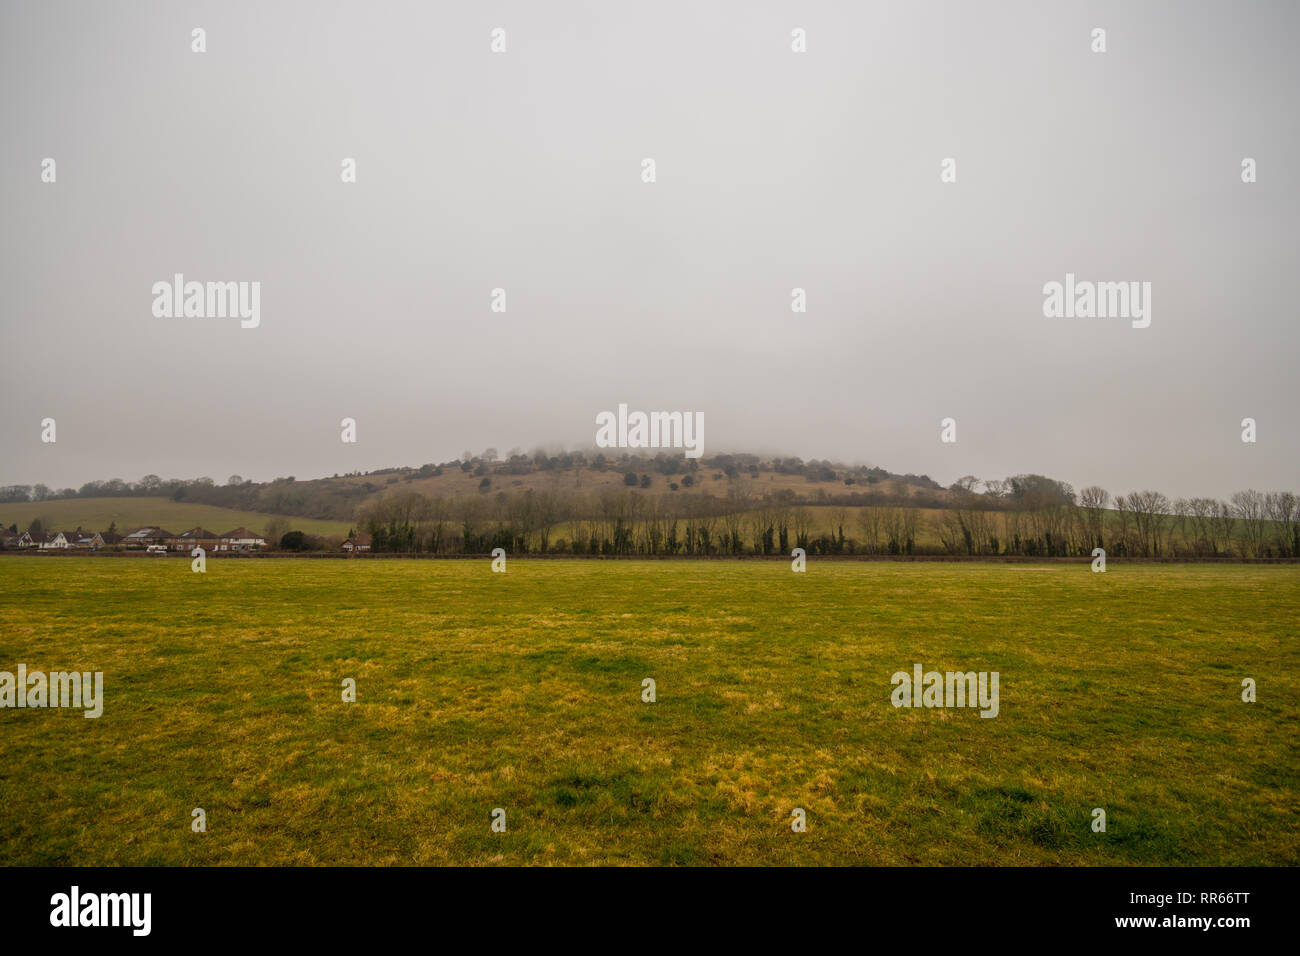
[279,530,307,551]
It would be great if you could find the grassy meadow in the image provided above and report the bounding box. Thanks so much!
[0,556,1296,866]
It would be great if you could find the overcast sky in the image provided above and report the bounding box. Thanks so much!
[2,0,1296,500]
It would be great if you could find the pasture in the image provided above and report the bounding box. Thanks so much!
[0,497,353,539]
[0,557,1296,865]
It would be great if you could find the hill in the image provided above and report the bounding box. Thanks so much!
[1,451,947,524]
[2,452,1294,559]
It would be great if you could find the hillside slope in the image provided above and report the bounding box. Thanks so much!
[0,498,353,538]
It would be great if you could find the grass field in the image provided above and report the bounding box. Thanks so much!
[0,497,353,538]
[1,557,1296,866]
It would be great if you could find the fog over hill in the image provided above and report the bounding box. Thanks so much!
[3,2,1298,502]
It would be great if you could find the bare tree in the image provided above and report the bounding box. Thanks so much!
[1231,490,1267,557]
[456,494,487,553]
[936,508,966,554]
[746,505,772,555]
[1170,498,1193,556]
[1183,498,1217,555]
[1265,491,1299,557]
[898,507,920,553]
[1078,486,1110,551]
[857,506,885,555]
[722,478,752,554]
[880,506,918,554]
[263,515,291,547]
[426,496,451,553]
[828,506,848,552]
[1212,500,1236,555]
[791,507,813,550]
[1127,490,1171,557]
[983,478,1011,501]
[1113,494,1133,555]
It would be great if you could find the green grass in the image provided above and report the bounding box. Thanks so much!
[0,497,353,538]
[0,557,1295,866]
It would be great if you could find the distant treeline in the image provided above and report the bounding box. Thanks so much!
[358,476,1300,559]
[6,455,1297,559]
[935,480,1298,559]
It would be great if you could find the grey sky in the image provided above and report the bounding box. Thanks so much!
[2,0,1296,500]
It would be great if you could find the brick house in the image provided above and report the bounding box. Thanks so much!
[175,527,221,551]
[341,533,372,552]
[123,527,175,549]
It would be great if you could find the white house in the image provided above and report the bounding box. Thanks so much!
[39,531,71,550]
[219,527,267,552]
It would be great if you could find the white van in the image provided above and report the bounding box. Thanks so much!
[145,544,168,555]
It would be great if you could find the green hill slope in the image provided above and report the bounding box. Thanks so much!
[0,498,353,538]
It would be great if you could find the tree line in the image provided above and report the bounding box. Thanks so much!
[935,479,1297,558]
[358,476,1300,558]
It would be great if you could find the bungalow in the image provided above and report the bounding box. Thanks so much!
[218,527,266,552]
[122,527,175,549]
[4,528,35,548]
[175,527,221,551]
[340,533,372,552]
[65,530,104,550]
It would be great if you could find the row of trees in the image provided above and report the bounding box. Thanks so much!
[937,479,1299,558]
[356,480,1300,558]
[363,488,775,556]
